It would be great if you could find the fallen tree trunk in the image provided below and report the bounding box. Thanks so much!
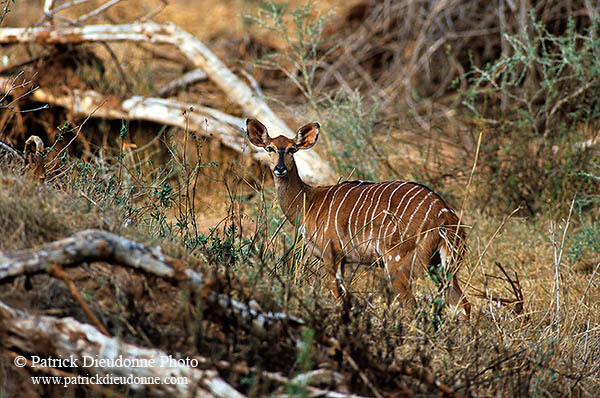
[0,77,255,161]
[0,229,304,338]
[0,300,244,398]
[0,230,380,398]
[0,22,334,184]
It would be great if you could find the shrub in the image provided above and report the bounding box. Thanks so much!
[463,16,600,215]
[249,1,388,180]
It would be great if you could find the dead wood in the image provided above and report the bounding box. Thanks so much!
[23,135,46,182]
[158,68,207,96]
[0,229,304,338]
[328,336,467,398]
[49,262,110,336]
[0,76,248,153]
[330,337,383,398]
[261,370,370,398]
[0,300,243,398]
[0,140,24,161]
[0,76,279,167]
[0,231,383,397]
[0,22,334,184]
[201,356,365,398]
[2,347,126,398]
[472,262,525,315]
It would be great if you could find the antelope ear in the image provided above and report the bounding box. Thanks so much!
[246,119,270,148]
[295,122,319,150]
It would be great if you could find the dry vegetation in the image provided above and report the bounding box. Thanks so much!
[1,0,599,397]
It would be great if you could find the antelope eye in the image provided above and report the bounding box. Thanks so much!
[266,147,275,153]
[287,148,298,154]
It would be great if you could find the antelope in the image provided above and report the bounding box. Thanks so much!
[246,118,470,318]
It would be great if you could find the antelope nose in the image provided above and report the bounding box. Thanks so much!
[273,165,288,177]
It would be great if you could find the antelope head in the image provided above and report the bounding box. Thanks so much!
[246,118,319,178]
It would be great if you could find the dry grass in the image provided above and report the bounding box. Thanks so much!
[1,1,599,396]
[1,137,599,397]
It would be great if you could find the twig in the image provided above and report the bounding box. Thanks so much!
[261,370,368,398]
[456,129,482,239]
[213,358,352,396]
[0,71,48,113]
[158,68,207,96]
[45,99,105,170]
[544,78,598,138]
[0,300,243,398]
[494,262,524,314]
[0,22,334,183]
[548,198,575,334]
[355,348,467,398]
[79,190,101,208]
[36,0,93,25]
[100,42,133,93]
[135,0,168,22]
[388,364,467,398]
[0,53,50,74]
[0,140,24,161]
[0,77,272,168]
[0,229,305,338]
[49,263,110,336]
[76,0,124,23]
[329,338,384,398]
[476,207,521,267]
[239,69,263,98]
[471,262,524,314]
[42,0,56,24]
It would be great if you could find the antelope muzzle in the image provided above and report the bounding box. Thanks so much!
[273,149,288,177]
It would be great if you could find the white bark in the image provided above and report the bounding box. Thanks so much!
[0,77,272,164]
[158,68,207,96]
[0,22,334,183]
[0,300,244,398]
[0,229,305,338]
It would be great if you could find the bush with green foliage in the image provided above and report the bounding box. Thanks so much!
[249,1,388,180]
[464,16,600,215]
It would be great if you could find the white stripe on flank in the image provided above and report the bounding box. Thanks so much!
[313,185,337,236]
[415,198,439,237]
[383,184,422,244]
[380,183,409,248]
[376,182,408,253]
[438,208,450,217]
[404,191,435,237]
[324,184,347,234]
[395,186,426,239]
[353,183,381,243]
[366,182,393,246]
[372,182,401,254]
[347,183,372,247]
[334,182,363,248]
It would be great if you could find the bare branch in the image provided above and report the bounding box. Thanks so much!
[158,68,207,96]
[76,0,124,23]
[49,263,111,336]
[0,300,244,398]
[0,140,24,161]
[0,229,305,338]
[0,22,334,183]
[0,77,281,167]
